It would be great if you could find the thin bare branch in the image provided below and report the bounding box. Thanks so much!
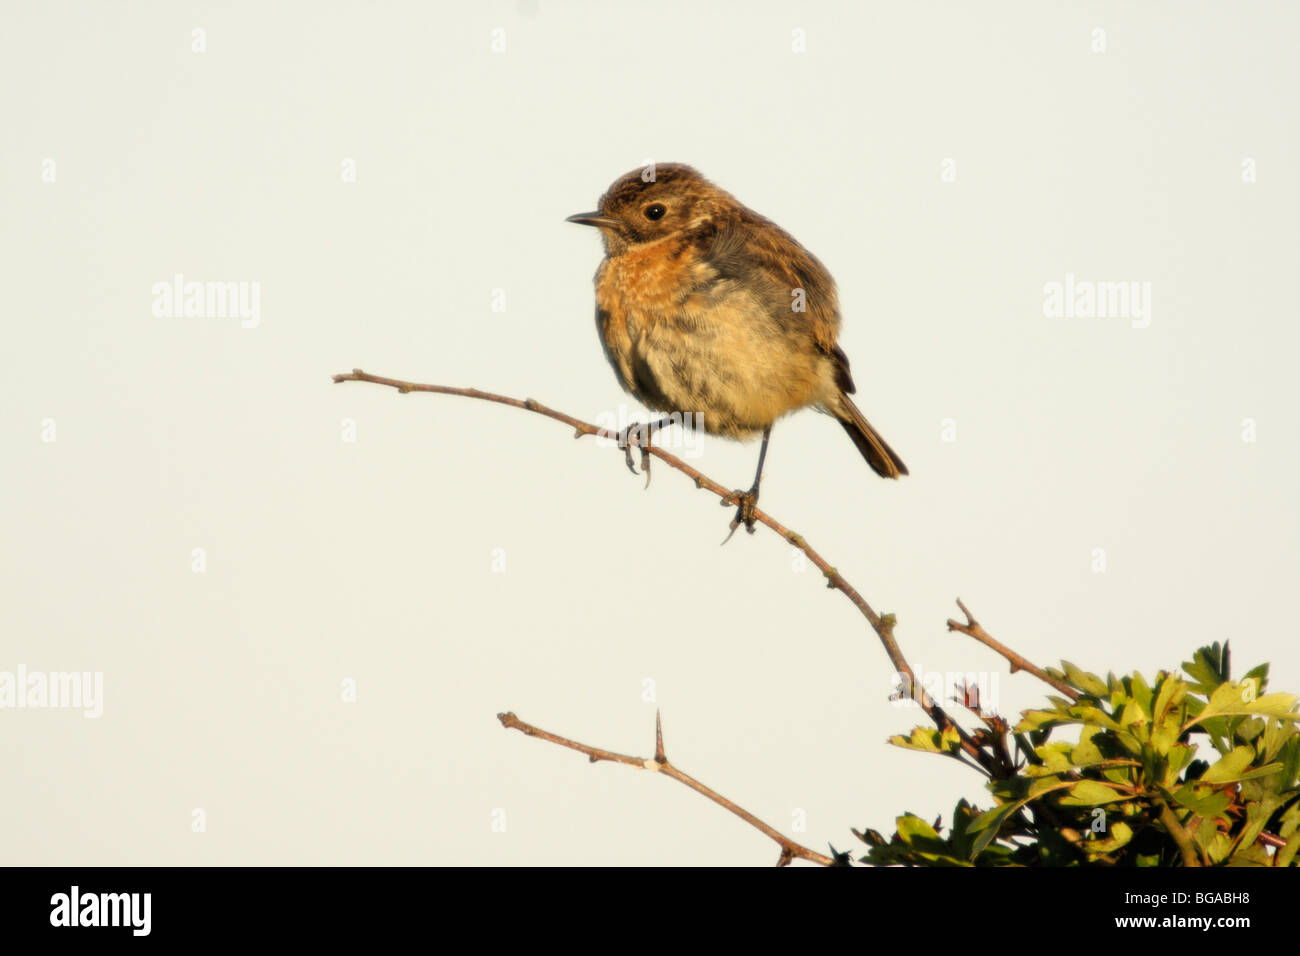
[947,599,1079,701]
[334,369,994,772]
[497,711,834,867]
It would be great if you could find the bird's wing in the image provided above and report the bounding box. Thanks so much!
[699,218,856,393]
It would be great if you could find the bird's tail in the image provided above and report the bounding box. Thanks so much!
[837,393,908,479]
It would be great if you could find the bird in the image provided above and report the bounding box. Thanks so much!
[566,163,907,535]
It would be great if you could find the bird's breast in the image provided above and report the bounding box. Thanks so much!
[595,238,706,341]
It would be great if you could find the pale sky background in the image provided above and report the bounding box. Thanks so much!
[2,1,1297,865]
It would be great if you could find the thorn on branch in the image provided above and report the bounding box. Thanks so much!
[956,597,977,628]
[946,600,1078,701]
[337,371,1013,863]
[496,710,833,866]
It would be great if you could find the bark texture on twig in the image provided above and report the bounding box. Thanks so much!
[332,369,1104,861]
[334,369,988,768]
[947,599,1079,701]
[498,711,834,867]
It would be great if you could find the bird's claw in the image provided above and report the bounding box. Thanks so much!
[617,423,653,487]
[720,487,760,544]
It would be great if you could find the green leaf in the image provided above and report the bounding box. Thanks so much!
[1172,786,1231,818]
[1140,744,1164,785]
[1014,710,1065,733]
[968,803,1013,835]
[1086,820,1133,854]
[1278,835,1300,868]
[1283,801,1300,832]
[968,813,1005,858]
[1247,694,1299,718]
[1195,684,1299,725]
[1128,672,1153,716]
[1242,662,1270,696]
[895,813,941,842]
[1072,705,1122,732]
[1072,728,1104,767]
[1226,843,1273,867]
[1114,730,1145,756]
[1103,765,1133,785]
[1062,661,1109,698]
[889,725,962,754]
[1060,780,1123,806]
[1150,710,1183,753]
[1163,744,1196,786]
[1234,716,1266,743]
[1259,721,1298,764]
[1199,746,1255,784]
[1233,793,1287,858]
[1280,736,1300,789]
[1204,831,1234,864]
[966,799,1029,861]
[1233,761,1284,782]
[1033,742,1074,774]
[1028,776,1069,799]
[1117,700,1149,732]
[1152,673,1187,723]
[1183,643,1230,694]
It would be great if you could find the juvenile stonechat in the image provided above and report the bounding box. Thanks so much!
[567,163,907,534]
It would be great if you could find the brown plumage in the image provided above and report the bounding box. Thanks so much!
[567,163,906,528]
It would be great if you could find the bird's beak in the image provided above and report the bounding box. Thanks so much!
[566,211,621,229]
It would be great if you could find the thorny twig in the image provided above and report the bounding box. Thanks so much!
[334,369,1278,866]
[497,711,834,867]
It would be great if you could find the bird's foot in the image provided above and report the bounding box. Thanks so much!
[617,421,655,488]
[721,485,761,544]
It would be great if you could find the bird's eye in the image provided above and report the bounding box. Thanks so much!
[643,203,667,221]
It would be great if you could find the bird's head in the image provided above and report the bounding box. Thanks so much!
[566,163,732,254]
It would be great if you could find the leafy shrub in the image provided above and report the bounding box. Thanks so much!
[857,643,1300,866]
